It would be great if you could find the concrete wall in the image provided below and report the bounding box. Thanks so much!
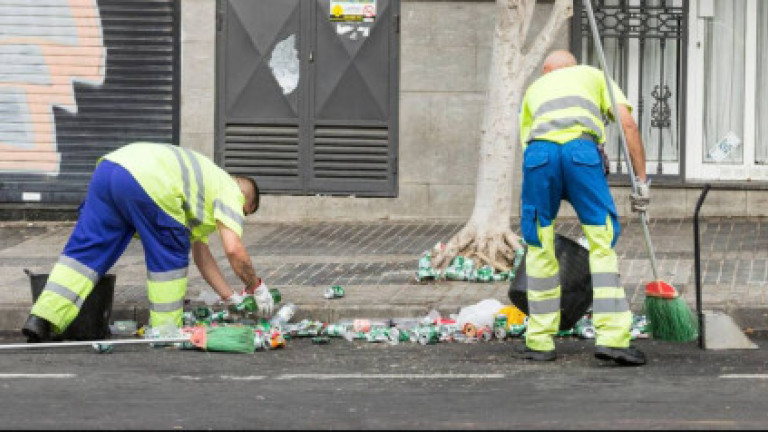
[180,0,768,223]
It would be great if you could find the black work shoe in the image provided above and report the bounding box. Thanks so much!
[21,315,52,343]
[594,345,646,366]
[514,344,557,361]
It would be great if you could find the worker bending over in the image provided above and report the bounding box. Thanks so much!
[22,142,273,342]
[517,50,650,366]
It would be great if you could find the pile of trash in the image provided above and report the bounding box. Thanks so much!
[415,243,526,283]
[108,294,649,354]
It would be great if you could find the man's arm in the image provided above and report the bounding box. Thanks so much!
[192,240,236,300]
[216,221,261,294]
[617,104,647,182]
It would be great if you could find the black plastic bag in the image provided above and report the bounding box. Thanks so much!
[508,234,593,331]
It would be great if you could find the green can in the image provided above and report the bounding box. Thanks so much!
[417,326,439,345]
[269,288,282,304]
[508,324,526,336]
[324,285,345,299]
[493,314,508,331]
[193,306,212,320]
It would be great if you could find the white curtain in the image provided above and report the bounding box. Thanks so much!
[756,0,768,163]
[702,0,746,164]
[638,34,680,166]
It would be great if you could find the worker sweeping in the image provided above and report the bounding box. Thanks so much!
[22,142,274,343]
[516,50,649,365]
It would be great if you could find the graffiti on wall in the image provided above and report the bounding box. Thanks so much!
[0,0,106,175]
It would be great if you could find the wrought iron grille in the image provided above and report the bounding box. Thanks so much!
[572,0,688,180]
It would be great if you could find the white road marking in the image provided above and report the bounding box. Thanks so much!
[172,376,202,381]
[720,374,768,379]
[0,373,75,379]
[274,373,505,380]
[220,375,267,381]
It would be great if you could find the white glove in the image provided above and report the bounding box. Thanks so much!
[630,177,650,213]
[253,282,274,317]
[222,291,245,306]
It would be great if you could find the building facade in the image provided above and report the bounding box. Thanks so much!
[2,0,766,221]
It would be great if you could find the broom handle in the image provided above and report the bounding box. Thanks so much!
[583,0,660,281]
[0,337,190,350]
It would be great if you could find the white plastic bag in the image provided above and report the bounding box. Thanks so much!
[456,299,504,329]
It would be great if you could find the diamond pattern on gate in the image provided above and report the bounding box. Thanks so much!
[314,0,389,120]
[227,0,301,117]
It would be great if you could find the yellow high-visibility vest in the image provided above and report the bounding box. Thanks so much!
[519,65,632,149]
[102,142,245,243]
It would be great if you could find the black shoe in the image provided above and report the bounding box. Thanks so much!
[595,345,646,366]
[514,344,557,361]
[21,315,52,343]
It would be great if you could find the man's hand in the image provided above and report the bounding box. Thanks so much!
[222,291,245,306]
[630,177,650,213]
[253,282,274,316]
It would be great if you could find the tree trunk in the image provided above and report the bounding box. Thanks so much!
[433,0,573,272]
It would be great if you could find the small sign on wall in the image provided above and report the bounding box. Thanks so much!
[330,0,376,23]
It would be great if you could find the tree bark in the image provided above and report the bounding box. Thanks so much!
[433,0,573,272]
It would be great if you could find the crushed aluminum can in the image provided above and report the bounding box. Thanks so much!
[417,327,439,345]
[477,326,493,342]
[324,285,345,299]
[573,316,596,339]
[92,343,114,354]
[323,323,349,338]
[193,306,213,320]
[365,327,389,343]
[508,324,527,337]
[473,265,495,283]
[386,328,401,345]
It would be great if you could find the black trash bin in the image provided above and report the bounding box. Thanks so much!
[508,234,593,331]
[25,269,115,340]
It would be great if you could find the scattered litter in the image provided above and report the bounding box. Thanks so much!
[415,244,525,283]
[324,285,345,299]
[101,283,652,356]
[109,320,138,336]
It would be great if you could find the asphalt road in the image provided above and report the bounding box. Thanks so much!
[0,333,767,430]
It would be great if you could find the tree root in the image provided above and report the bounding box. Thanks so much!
[432,223,524,272]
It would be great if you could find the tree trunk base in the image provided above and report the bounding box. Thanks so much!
[433,223,524,272]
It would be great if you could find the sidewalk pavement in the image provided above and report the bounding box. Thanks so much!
[1,217,768,334]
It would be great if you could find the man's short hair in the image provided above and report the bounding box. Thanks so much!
[234,175,259,212]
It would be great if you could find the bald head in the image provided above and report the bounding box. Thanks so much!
[542,50,578,74]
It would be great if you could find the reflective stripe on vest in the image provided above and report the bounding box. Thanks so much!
[214,198,243,231]
[168,146,205,228]
[528,116,604,143]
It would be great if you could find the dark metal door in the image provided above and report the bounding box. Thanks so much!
[572,0,688,181]
[217,0,399,196]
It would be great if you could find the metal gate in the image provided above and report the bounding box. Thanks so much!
[0,0,180,204]
[216,0,399,196]
[572,0,688,181]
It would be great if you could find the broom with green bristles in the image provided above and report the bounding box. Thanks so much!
[584,0,697,342]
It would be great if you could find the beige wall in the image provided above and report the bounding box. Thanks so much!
[180,0,768,222]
